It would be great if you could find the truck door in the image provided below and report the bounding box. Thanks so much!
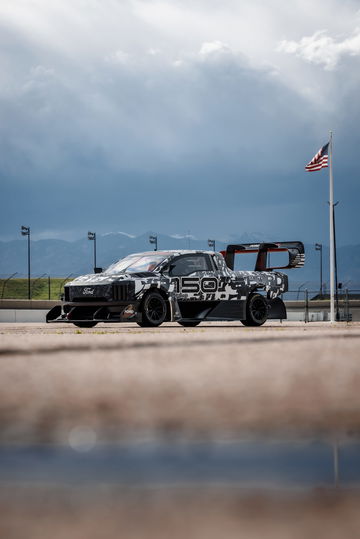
[168,254,216,300]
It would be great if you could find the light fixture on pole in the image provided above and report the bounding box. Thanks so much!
[149,234,158,251]
[21,226,31,300]
[88,231,97,272]
[208,239,216,251]
[315,243,323,298]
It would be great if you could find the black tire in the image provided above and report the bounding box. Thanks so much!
[73,322,97,328]
[178,320,201,327]
[137,291,167,327]
[241,293,268,327]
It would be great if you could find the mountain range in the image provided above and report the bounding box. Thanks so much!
[1,232,359,291]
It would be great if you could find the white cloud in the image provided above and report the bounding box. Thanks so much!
[102,232,136,238]
[278,28,360,70]
[170,234,197,240]
[147,47,161,56]
[105,50,130,65]
[199,40,230,57]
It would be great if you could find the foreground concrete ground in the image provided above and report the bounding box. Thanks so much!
[1,321,360,442]
[1,321,360,537]
[2,487,360,539]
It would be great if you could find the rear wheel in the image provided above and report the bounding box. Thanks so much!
[241,293,268,327]
[137,291,167,327]
[178,320,201,327]
[73,322,97,328]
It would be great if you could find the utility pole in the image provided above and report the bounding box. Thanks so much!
[21,226,31,299]
[315,243,323,298]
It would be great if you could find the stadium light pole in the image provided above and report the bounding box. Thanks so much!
[315,243,323,298]
[149,234,158,251]
[208,239,216,251]
[88,231,97,272]
[21,226,31,299]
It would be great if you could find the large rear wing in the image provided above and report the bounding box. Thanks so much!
[220,241,305,271]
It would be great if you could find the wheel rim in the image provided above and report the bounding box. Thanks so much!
[145,296,165,323]
[251,297,267,322]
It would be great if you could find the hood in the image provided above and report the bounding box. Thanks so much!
[68,271,159,286]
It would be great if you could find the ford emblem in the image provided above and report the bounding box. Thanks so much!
[83,287,95,295]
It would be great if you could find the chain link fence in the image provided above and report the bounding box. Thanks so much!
[0,274,74,300]
[283,288,360,322]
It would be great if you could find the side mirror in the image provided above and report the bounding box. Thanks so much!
[94,267,103,274]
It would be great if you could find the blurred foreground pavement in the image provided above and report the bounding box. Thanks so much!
[1,321,360,537]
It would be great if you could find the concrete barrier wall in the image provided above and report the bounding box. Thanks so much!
[0,300,58,310]
[0,310,48,323]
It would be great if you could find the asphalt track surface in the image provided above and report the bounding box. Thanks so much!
[1,321,360,538]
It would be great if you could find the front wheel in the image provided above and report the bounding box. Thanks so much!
[73,322,97,328]
[178,320,201,327]
[241,293,268,327]
[137,291,167,327]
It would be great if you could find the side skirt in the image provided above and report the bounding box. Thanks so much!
[178,300,246,321]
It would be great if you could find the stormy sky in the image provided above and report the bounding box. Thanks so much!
[1,0,360,245]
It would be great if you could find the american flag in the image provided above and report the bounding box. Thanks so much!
[305,142,329,171]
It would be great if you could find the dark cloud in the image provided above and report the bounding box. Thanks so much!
[1,1,359,246]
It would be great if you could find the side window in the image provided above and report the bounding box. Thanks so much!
[169,255,211,276]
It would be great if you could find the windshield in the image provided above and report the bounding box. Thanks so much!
[105,254,167,274]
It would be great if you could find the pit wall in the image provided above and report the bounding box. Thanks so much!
[0,300,57,323]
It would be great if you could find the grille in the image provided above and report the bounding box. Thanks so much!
[64,287,70,301]
[113,283,130,301]
[68,284,111,301]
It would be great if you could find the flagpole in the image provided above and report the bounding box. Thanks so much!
[329,131,335,322]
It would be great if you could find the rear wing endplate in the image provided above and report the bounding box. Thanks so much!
[220,241,305,271]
